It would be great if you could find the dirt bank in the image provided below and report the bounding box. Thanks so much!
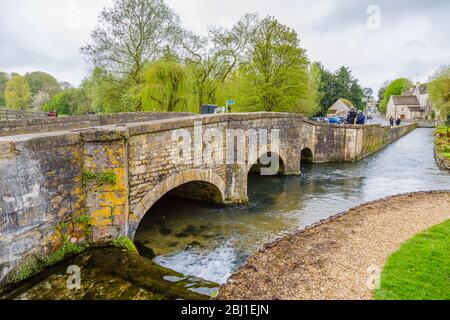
[218,191,450,300]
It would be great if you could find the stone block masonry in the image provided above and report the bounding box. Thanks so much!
[0,112,194,137]
[0,112,417,284]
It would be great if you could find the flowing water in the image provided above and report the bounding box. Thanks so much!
[135,128,450,284]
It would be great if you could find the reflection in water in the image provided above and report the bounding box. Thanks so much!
[135,129,450,284]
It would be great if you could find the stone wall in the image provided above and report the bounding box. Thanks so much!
[0,112,417,284]
[417,120,446,128]
[0,132,85,283]
[0,112,193,137]
[435,146,450,170]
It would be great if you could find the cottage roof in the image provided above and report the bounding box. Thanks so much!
[403,83,429,95]
[328,98,355,112]
[392,95,420,106]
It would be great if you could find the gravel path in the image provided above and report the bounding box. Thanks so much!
[218,191,450,300]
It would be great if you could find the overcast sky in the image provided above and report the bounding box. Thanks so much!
[0,0,449,94]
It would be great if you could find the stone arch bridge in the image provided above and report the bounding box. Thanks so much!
[0,112,416,283]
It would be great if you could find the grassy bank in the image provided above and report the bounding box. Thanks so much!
[435,126,450,159]
[375,219,450,300]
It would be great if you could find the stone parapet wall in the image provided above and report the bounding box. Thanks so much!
[0,112,193,137]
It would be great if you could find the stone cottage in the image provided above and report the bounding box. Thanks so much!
[327,99,355,118]
[386,82,433,121]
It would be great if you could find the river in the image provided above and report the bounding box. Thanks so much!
[135,128,450,284]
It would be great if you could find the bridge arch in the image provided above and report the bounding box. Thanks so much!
[129,169,227,238]
[301,147,314,164]
[247,149,288,176]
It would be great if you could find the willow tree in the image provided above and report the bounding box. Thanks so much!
[81,0,181,111]
[140,60,190,112]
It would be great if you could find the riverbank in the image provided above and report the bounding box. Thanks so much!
[435,126,450,170]
[218,191,450,300]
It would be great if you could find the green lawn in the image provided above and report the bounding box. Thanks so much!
[375,219,450,300]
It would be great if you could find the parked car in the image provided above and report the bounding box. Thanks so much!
[310,117,329,124]
[328,117,343,124]
[338,116,347,124]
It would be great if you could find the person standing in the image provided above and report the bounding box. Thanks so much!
[396,118,402,126]
[356,111,366,125]
[346,108,357,125]
[389,117,395,126]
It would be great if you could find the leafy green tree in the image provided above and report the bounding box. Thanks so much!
[314,63,364,116]
[24,71,62,97]
[81,0,180,111]
[380,78,412,113]
[428,65,450,120]
[43,88,91,115]
[4,74,32,110]
[0,72,9,106]
[81,68,135,113]
[314,62,335,116]
[241,17,311,113]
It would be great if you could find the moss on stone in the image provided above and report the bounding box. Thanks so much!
[82,169,117,186]
[6,240,88,284]
[111,236,139,255]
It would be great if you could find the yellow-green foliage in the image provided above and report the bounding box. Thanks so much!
[435,126,450,158]
[4,74,32,110]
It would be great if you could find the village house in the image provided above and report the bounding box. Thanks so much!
[327,98,355,118]
[386,82,433,121]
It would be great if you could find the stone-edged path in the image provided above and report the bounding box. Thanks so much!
[218,191,450,300]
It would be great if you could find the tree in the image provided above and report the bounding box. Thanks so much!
[81,0,180,92]
[24,71,61,97]
[429,65,450,120]
[241,17,311,113]
[43,88,91,115]
[31,91,51,111]
[180,13,259,110]
[380,78,412,114]
[378,80,392,102]
[4,74,32,110]
[0,72,9,106]
[314,63,364,116]
[140,59,190,112]
[81,68,134,114]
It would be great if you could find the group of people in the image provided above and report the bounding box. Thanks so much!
[47,110,59,118]
[389,117,402,127]
[346,108,366,125]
